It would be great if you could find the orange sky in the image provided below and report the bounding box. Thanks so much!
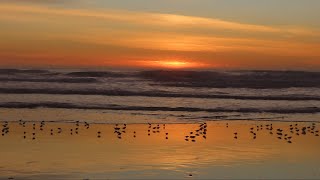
[0,2,319,70]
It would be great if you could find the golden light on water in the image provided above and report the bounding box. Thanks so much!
[1,121,320,179]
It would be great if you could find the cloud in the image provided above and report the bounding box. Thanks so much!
[0,3,319,37]
[1,3,319,69]
[0,0,78,4]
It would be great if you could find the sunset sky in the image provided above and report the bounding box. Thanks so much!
[0,0,319,70]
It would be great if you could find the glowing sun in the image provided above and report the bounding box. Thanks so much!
[146,60,200,69]
[136,59,206,69]
[159,61,191,68]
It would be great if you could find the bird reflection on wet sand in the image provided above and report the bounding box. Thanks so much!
[2,120,320,144]
[0,120,320,179]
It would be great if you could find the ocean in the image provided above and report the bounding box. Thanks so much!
[1,69,320,179]
[0,69,319,123]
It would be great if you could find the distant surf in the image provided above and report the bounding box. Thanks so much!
[1,69,320,87]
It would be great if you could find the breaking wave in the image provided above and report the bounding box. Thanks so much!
[0,78,98,83]
[139,70,320,89]
[0,102,319,114]
[0,88,319,101]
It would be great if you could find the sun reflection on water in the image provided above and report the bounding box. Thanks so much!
[0,121,319,179]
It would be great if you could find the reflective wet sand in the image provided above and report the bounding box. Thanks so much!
[1,121,320,179]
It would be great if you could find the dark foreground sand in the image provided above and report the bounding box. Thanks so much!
[0,120,320,179]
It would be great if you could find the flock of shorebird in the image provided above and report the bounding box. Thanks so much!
[184,122,207,142]
[1,120,319,144]
[231,122,319,144]
[1,120,171,140]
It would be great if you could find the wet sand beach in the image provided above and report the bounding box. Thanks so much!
[1,120,319,179]
[1,0,320,178]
